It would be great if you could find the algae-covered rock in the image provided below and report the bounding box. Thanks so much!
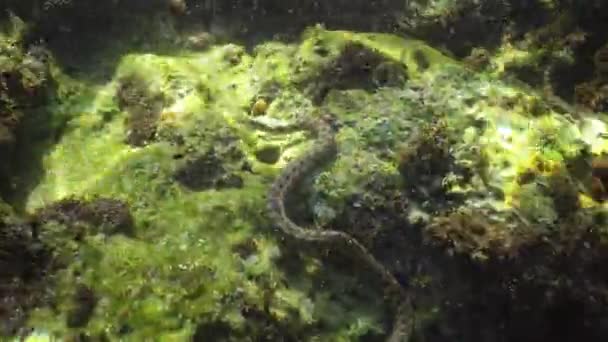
[174,150,244,191]
[5,3,608,340]
[254,144,281,164]
[65,284,97,329]
[0,194,140,337]
[397,119,455,199]
[117,72,165,147]
[0,15,55,201]
[294,39,409,104]
[35,197,135,236]
[0,200,52,337]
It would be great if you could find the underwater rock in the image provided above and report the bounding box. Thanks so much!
[85,198,135,236]
[0,39,54,199]
[397,119,457,202]
[297,41,408,104]
[222,44,245,66]
[328,175,410,250]
[248,81,282,117]
[174,150,244,191]
[65,284,97,328]
[424,204,608,307]
[572,43,608,111]
[250,97,269,116]
[395,1,509,58]
[167,0,187,16]
[0,30,59,337]
[184,31,216,51]
[116,73,164,147]
[513,182,559,225]
[463,47,491,71]
[0,217,49,280]
[36,197,135,236]
[415,212,608,341]
[575,80,608,112]
[419,2,605,105]
[371,61,408,88]
[0,203,53,337]
[254,144,281,164]
[171,118,246,191]
[425,208,530,261]
[546,170,581,218]
[6,6,608,339]
[174,152,225,190]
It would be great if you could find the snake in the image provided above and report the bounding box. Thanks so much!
[253,111,414,341]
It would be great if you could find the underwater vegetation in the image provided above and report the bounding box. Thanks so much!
[0,13,55,201]
[0,201,52,336]
[116,71,165,147]
[2,0,608,341]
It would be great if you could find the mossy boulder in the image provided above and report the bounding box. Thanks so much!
[0,200,52,337]
[4,9,608,340]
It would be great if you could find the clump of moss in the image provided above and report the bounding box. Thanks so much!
[506,113,589,222]
[419,206,608,340]
[463,47,491,71]
[0,16,64,335]
[0,17,55,199]
[575,80,608,112]
[173,148,245,191]
[425,208,532,261]
[573,44,608,112]
[512,182,559,224]
[64,284,97,329]
[545,168,581,218]
[395,0,511,58]
[172,120,247,191]
[116,72,164,147]
[35,197,135,237]
[0,201,52,337]
[397,119,459,202]
[297,41,408,104]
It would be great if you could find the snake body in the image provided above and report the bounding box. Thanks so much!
[261,113,413,341]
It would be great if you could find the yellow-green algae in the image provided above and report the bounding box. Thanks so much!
[17,25,608,340]
[22,30,398,340]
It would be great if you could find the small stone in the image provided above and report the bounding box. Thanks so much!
[254,144,281,164]
[185,32,215,51]
[223,45,244,65]
[168,0,187,15]
[251,98,269,116]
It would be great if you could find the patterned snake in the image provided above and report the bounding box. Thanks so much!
[253,112,414,341]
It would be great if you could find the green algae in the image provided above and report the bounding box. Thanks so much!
[12,20,608,340]
[20,29,402,341]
